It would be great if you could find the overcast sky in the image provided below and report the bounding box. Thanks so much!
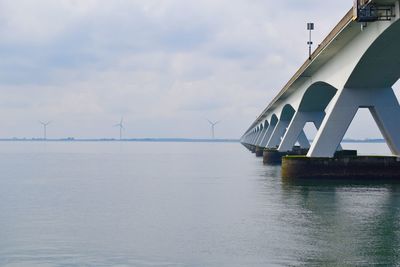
[0,0,398,139]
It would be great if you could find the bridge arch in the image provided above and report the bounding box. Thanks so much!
[254,119,270,146]
[345,19,400,89]
[280,104,296,121]
[265,105,297,148]
[277,83,338,152]
[298,82,338,112]
[259,114,278,148]
[269,114,279,126]
[263,119,269,129]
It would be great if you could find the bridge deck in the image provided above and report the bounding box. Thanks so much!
[246,9,354,133]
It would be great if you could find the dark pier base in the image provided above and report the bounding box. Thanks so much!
[243,144,256,153]
[263,148,357,165]
[255,146,264,157]
[282,155,400,180]
[263,147,309,165]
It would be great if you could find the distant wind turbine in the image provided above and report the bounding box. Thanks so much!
[114,117,124,140]
[207,119,220,139]
[39,121,51,140]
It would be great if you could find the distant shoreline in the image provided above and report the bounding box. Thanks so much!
[0,138,240,143]
[0,138,386,143]
[340,139,385,143]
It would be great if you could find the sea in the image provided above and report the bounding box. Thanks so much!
[0,141,399,266]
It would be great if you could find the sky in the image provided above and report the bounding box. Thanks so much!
[0,0,398,139]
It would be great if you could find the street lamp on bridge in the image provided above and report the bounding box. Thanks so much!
[307,22,314,60]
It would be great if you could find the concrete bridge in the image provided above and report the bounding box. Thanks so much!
[241,0,400,163]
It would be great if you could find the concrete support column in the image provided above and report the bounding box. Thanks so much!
[247,133,253,144]
[246,134,251,144]
[251,131,260,145]
[278,111,325,152]
[297,131,311,149]
[244,134,250,144]
[370,103,400,156]
[254,126,265,146]
[255,124,269,146]
[250,131,260,145]
[308,87,400,157]
[266,120,290,148]
[247,133,254,144]
[259,121,277,148]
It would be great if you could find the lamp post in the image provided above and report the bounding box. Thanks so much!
[307,22,314,60]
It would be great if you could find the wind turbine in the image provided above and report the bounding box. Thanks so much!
[207,119,220,139]
[114,117,124,140]
[39,121,51,140]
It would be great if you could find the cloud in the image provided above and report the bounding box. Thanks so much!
[0,0,390,139]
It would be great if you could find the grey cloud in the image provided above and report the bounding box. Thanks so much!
[0,0,384,139]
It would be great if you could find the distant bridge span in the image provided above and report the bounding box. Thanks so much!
[241,0,400,158]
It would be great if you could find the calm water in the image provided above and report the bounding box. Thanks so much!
[0,141,399,266]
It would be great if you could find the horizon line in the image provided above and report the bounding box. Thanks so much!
[0,137,386,143]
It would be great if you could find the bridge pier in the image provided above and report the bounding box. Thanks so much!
[263,147,308,164]
[252,130,261,145]
[249,132,257,145]
[262,147,356,165]
[259,116,278,148]
[266,120,289,149]
[255,121,269,147]
[278,111,323,152]
[282,156,400,180]
[243,143,255,152]
[245,144,256,153]
[308,87,400,158]
[254,124,265,146]
[247,133,255,145]
[255,146,264,157]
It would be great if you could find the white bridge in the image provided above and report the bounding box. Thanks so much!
[241,0,400,158]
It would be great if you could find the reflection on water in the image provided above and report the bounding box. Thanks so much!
[280,178,400,266]
[0,141,399,266]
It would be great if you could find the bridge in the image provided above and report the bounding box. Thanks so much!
[241,0,400,163]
